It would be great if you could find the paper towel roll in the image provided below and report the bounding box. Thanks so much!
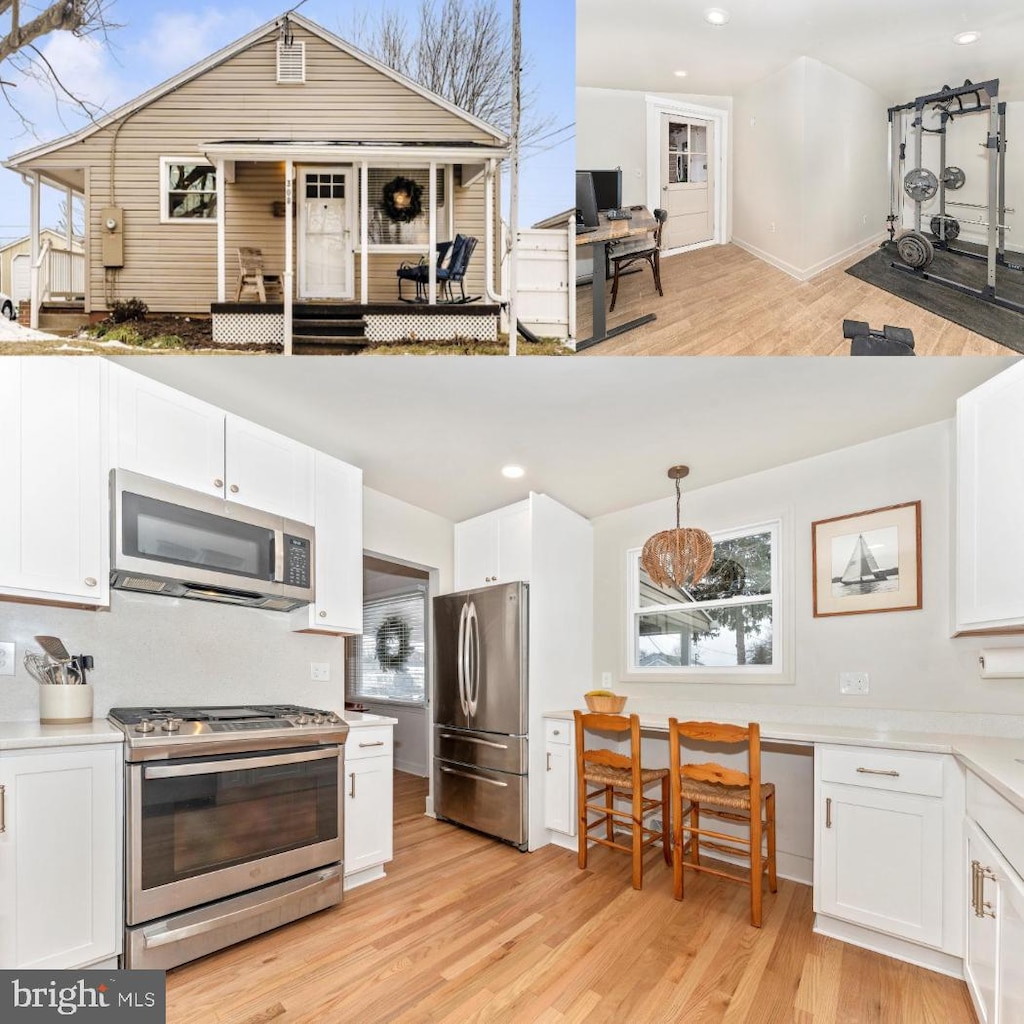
[978,648,1024,679]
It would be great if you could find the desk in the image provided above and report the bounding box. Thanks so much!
[575,207,658,350]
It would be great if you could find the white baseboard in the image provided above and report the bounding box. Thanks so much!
[395,757,427,777]
[661,237,722,260]
[732,233,883,283]
[343,864,386,891]
[813,914,963,978]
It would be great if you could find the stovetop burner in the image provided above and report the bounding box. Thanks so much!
[108,704,327,725]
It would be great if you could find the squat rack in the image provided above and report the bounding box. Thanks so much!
[886,78,1023,316]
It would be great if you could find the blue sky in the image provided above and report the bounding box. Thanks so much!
[0,0,574,245]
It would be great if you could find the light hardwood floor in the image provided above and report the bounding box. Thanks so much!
[576,243,1010,356]
[165,772,976,1023]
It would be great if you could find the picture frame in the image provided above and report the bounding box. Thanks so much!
[811,501,922,617]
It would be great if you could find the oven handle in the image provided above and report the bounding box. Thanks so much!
[143,746,339,779]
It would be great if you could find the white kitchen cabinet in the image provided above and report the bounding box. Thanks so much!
[543,718,575,840]
[813,745,962,958]
[110,364,314,522]
[955,359,1024,634]
[0,358,109,607]
[291,452,363,635]
[343,725,394,889]
[454,500,530,590]
[0,743,122,969]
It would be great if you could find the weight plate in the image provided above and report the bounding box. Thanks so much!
[903,167,939,202]
[942,166,966,190]
[929,215,960,242]
[897,231,935,270]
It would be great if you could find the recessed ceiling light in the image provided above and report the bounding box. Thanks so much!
[501,465,525,479]
[953,30,981,45]
[674,70,688,78]
[704,8,730,26]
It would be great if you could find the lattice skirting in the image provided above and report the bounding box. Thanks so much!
[212,312,284,347]
[364,312,497,343]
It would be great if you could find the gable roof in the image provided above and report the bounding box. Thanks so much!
[6,11,508,168]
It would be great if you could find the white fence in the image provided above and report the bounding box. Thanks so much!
[502,222,574,342]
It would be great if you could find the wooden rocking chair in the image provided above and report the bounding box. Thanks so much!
[236,247,282,302]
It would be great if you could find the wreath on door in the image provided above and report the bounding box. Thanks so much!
[375,614,412,671]
[381,176,423,223]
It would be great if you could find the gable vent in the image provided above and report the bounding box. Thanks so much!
[277,40,306,84]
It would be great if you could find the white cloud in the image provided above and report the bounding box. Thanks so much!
[131,7,261,78]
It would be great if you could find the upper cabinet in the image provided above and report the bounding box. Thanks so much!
[0,359,109,607]
[110,366,314,523]
[955,361,1024,634]
[454,500,531,590]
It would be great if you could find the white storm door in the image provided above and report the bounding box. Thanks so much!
[660,113,715,249]
[299,167,353,299]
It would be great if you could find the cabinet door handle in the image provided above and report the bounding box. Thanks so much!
[358,741,385,748]
[971,860,980,914]
[855,768,900,777]
[214,478,224,488]
[0,784,5,833]
[230,484,239,494]
[84,577,97,588]
[978,863,997,919]
[349,772,356,798]
[546,753,551,771]
[319,610,327,618]
[825,796,832,829]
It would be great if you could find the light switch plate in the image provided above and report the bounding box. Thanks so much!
[840,671,869,695]
[310,662,330,682]
[601,671,612,686]
[0,642,15,676]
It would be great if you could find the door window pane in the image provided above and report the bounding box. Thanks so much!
[347,589,427,704]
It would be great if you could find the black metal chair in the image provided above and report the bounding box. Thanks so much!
[608,209,668,312]
[396,240,453,302]
[436,234,478,303]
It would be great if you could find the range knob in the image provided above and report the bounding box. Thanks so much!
[312,713,324,725]
[136,719,155,734]
[295,714,309,725]
[326,712,340,724]
[161,718,182,733]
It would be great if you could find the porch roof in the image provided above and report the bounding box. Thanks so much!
[200,139,509,163]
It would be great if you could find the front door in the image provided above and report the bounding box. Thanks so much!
[299,167,353,299]
[660,114,715,250]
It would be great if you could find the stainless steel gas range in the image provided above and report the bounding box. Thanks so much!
[108,704,349,970]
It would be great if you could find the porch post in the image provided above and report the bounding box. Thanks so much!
[215,159,226,303]
[428,160,437,304]
[360,161,369,305]
[64,186,73,250]
[284,159,294,356]
[29,172,40,329]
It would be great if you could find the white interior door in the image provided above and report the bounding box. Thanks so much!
[300,167,353,300]
[660,113,715,249]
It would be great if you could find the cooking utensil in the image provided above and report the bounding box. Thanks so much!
[24,653,62,686]
[34,636,73,684]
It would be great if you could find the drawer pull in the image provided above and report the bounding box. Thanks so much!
[0,784,5,833]
[825,796,832,829]
[358,741,385,748]
[855,767,900,777]
[349,772,356,798]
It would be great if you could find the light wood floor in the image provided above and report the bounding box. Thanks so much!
[576,243,1010,356]
[165,772,975,1023]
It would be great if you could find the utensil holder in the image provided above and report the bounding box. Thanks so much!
[39,684,94,725]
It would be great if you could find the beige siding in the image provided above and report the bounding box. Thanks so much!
[22,25,500,312]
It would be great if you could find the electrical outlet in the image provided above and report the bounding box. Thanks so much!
[601,671,612,686]
[0,642,14,676]
[840,671,869,695]
[310,662,330,682]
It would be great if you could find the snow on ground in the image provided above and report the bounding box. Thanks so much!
[0,318,62,341]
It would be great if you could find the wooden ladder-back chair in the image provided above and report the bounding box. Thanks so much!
[668,719,777,926]
[608,208,668,312]
[574,710,671,890]
[236,247,283,303]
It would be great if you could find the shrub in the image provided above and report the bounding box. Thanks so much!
[109,297,148,323]
[102,324,144,346]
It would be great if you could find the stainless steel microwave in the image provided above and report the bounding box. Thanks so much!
[110,469,315,611]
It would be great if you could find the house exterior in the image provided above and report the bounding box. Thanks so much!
[4,12,509,350]
[0,230,83,305]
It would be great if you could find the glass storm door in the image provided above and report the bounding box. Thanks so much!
[300,167,353,299]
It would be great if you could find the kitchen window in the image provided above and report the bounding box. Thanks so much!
[161,159,218,222]
[346,588,427,705]
[626,520,782,678]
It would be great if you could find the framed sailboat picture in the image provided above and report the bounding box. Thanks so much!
[811,501,922,616]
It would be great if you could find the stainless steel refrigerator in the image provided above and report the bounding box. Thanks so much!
[433,581,529,850]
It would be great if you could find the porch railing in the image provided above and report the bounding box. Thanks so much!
[34,239,85,302]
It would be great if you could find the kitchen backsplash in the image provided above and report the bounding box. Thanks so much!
[0,590,346,721]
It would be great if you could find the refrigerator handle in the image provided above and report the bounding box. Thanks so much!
[457,602,469,717]
[466,601,479,716]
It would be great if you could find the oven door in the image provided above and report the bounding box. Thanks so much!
[127,745,343,925]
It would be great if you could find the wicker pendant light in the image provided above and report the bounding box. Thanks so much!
[640,466,714,589]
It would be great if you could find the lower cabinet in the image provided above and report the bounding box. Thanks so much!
[343,725,394,889]
[543,718,575,840]
[0,743,122,969]
[813,744,963,960]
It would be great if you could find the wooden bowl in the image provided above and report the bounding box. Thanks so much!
[584,693,627,714]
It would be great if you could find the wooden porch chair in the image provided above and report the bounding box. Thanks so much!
[236,247,282,303]
[668,719,778,927]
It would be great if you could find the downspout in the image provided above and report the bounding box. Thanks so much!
[483,158,507,305]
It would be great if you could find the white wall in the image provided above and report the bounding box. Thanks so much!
[733,57,888,279]
[592,418,1024,721]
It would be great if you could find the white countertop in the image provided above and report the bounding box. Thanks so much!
[545,709,1024,816]
[342,711,398,728]
[0,719,124,751]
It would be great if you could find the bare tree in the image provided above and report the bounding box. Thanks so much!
[1,0,115,130]
[347,0,552,143]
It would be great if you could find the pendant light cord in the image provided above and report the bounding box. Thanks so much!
[675,475,682,530]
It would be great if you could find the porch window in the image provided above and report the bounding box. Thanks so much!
[161,159,218,223]
[365,167,447,247]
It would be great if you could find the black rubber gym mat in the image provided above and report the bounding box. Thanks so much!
[845,240,1024,354]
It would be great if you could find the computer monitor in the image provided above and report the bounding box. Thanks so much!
[581,168,622,211]
[575,171,600,228]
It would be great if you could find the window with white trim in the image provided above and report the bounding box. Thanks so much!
[627,520,781,676]
[364,167,448,247]
[346,588,427,705]
[161,159,217,222]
